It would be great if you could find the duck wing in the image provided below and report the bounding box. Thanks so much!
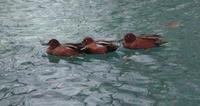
[96,41,113,45]
[96,41,119,52]
[139,34,161,38]
[96,39,123,44]
[63,43,83,50]
[139,34,161,40]
[79,46,91,54]
[96,39,123,45]
[139,35,167,46]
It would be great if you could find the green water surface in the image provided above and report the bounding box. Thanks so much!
[0,0,200,106]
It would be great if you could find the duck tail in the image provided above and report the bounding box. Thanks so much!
[155,40,168,46]
[160,40,168,45]
[107,45,119,52]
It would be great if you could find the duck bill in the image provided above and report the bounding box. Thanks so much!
[117,39,123,42]
[41,43,48,46]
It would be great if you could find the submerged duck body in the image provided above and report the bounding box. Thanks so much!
[46,39,82,56]
[81,37,118,54]
[123,33,167,49]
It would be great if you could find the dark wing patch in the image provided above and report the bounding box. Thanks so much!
[140,34,161,37]
[62,43,84,52]
[80,46,91,54]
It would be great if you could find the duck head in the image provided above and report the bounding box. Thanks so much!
[124,33,136,43]
[47,39,61,49]
[82,37,95,45]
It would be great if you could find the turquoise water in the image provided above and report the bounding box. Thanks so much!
[0,0,200,106]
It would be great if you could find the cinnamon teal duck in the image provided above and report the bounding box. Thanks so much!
[123,33,167,49]
[44,39,83,56]
[81,37,119,54]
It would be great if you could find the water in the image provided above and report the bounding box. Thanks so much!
[0,0,200,106]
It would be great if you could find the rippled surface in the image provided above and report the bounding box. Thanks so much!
[0,0,200,106]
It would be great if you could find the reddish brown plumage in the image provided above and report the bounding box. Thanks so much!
[46,39,80,56]
[81,37,118,54]
[123,33,167,49]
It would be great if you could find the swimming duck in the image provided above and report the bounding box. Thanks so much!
[45,39,83,56]
[81,37,119,54]
[123,33,167,49]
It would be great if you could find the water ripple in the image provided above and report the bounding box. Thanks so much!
[0,0,199,106]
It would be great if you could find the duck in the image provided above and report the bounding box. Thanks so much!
[123,33,167,49]
[44,39,83,56]
[81,37,119,54]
